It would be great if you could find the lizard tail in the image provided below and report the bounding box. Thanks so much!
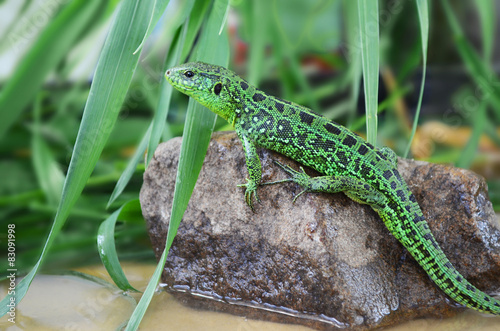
[381,209,500,315]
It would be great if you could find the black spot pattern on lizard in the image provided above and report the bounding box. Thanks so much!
[240,81,249,90]
[255,116,275,133]
[396,189,406,202]
[423,233,439,249]
[383,170,393,180]
[336,150,347,164]
[252,93,266,102]
[412,215,425,224]
[276,119,293,136]
[324,123,341,135]
[390,181,397,190]
[342,135,357,148]
[299,111,315,125]
[357,144,369,155]
[274,101,286,113]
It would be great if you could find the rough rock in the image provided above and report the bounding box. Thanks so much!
[140,131,500,330]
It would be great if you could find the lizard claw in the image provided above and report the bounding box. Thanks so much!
[238,178,260,211]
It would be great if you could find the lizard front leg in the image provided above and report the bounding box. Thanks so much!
[235,129,262,211]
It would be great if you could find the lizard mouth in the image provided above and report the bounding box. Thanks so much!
[164,71,196,92]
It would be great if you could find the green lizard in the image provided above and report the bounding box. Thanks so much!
[165,61,500,315]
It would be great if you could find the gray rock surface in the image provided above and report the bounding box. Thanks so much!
[140,131,500,330]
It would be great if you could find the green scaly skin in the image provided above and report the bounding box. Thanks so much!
[165,61,500,315]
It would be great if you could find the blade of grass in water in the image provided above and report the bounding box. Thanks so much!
[125,0,230,329]
[98,200,141,292]
[357,0,379,144]
[404,0,429,158]
[0,0,170,318]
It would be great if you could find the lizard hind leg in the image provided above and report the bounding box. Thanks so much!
[267,161,388,209]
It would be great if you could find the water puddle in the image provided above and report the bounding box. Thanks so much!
[0,272,135,330]
[1,263,500,330]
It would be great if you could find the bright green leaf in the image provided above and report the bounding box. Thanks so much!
[125,0,230,329]
[357,0,379,144]
[98,200,141,292]
[404,0,429,158]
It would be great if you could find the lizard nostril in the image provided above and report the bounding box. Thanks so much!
[166,70,170,76]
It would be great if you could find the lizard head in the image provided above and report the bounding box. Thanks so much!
[165,62,241,122]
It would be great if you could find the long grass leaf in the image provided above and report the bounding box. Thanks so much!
[475,0,495,62]
[32,95,64,205]
[98,200,140,292]
[125,1,230,329]
[343,0,362,128]
[180,0,213,61]
[247,0,268,86]
[0,0,103,140]
[0,0,171,317]
[146,0,195,165]
[404,0,429,158]
[357,0,379,144]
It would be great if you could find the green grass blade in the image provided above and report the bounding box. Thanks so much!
[146,0,213,165]
[247,0,268,86]
[180,0,213,61]
[0,0,171,317]
[343,0,362,128]
[125,1,230,329]
[357,0,379,144]
[0,0,103,140]
[475,0,495,62]
[404,0,429,158]
[107,123,152,208]
[32,95,64,205]
[145,0,195,165]
[98,200,140,292]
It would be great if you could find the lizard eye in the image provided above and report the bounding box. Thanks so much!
[184,70,194,78]
[214,83,222,95]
